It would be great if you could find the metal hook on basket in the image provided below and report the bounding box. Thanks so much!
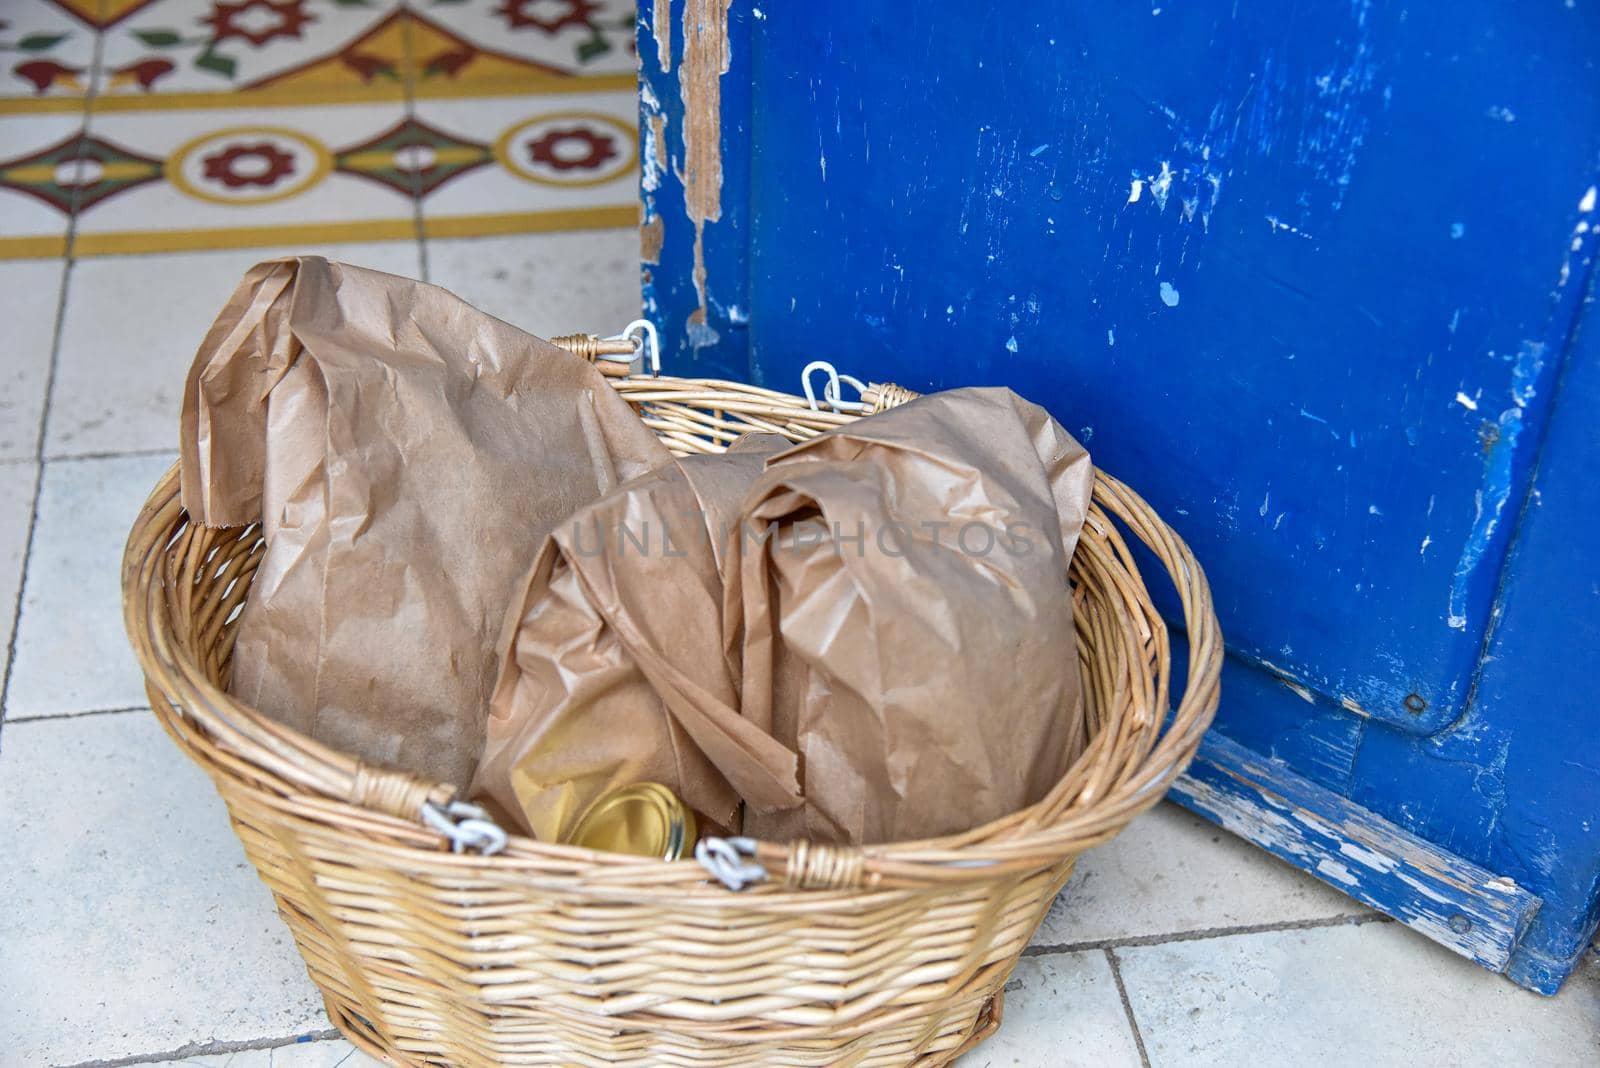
[602,319,661,376]
[695,836,767,891]
[801,361,870,412]
[420,799,508,856]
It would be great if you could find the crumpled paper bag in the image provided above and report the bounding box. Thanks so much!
[180,256,670,789]
[473,435,804,841]
[736,387,1093,845]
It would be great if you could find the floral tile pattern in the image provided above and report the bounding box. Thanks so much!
[406,0,636,95]
[0,0,97,104]
[0,112,83,255]
[415,89,637,237]
[73,100,421,252]
[96,0,410,102]
[0,0,640,258]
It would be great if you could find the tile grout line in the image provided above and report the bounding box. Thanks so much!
[1104,947,1153,1068]
[7,704,149,724]
[400,1,431,283]
[0,26,100,738]
[55,1028,342,1068]
[42,445,180,465]
[69,913,1401,1068]
[1021,909,1391,958]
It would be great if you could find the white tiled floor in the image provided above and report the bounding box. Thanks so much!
[1115,922,1600,1066]
[48,242,423,458]
[5,451,178,719]
[0,462,37,698]
[0,260,65,460]
[0,714,327,1066]
[0,231,1596,1068]
[425,229,643,339]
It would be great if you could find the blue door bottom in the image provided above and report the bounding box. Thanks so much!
[1172,731,1590,994]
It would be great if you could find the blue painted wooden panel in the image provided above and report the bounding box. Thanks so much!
[1173,731,1541,971]
[638,0,1600,991]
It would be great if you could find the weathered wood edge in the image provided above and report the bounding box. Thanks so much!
[1171,731,1542,971]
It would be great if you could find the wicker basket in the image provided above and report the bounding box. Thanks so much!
[122,358,1221,1068]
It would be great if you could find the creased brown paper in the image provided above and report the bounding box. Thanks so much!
[473,435,803,841]
[180,256,671,789]
[736,387,1093,845]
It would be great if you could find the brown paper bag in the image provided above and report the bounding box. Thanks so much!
[180,256,671,789]
[473,435,804,841]
[736,387,1093,845]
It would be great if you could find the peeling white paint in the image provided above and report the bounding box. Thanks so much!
[1454,391,1479,411]
[1449,342,1547,629]
[1340,841,1398,873]
[1159,280,1180,307]
[1420,535,1432,557]
[1106,328,1116,347]
[1127,178,1144,204]
[1317,858,1359,886]
[1149,160,1174,211]
[1556,186,1599,289]
[1005,335,1019,353]
[639,83,664,193]
[1266,215,1315,240]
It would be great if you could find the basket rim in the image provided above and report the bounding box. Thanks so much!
[121,373,1221,894]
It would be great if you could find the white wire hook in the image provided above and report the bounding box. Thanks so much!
[801,361,870,412]
[695,836,767,890]
[420,799,508,856]
[602,319,661,376]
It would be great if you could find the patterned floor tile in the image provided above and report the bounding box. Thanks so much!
[5,451,177,719]
[0,0,97,106]
[0,259,65,459]
[404,0,635,97]
[425,227,640,338]
[0,712,327,1065]
[0,112,84,257]
[1,1,640,258]
[95,0,407,105]
[74,99,419,253]
[47,240,422,457]
[413,90,637,238]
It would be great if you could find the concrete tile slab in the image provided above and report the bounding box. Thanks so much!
[957,951,1143,1067]
[1116,919,1600,1067]
[0,712,325,1065]
[5,451,177,719]
[1033,801,1366,949]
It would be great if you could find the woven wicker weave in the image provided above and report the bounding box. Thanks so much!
[121,360,1221,1067]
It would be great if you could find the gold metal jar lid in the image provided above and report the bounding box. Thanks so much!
[566,783,697,861]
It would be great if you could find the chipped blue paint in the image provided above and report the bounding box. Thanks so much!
[641,0,1600,993]
[1448,342,1547,630]
[1173,731,1541,971]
